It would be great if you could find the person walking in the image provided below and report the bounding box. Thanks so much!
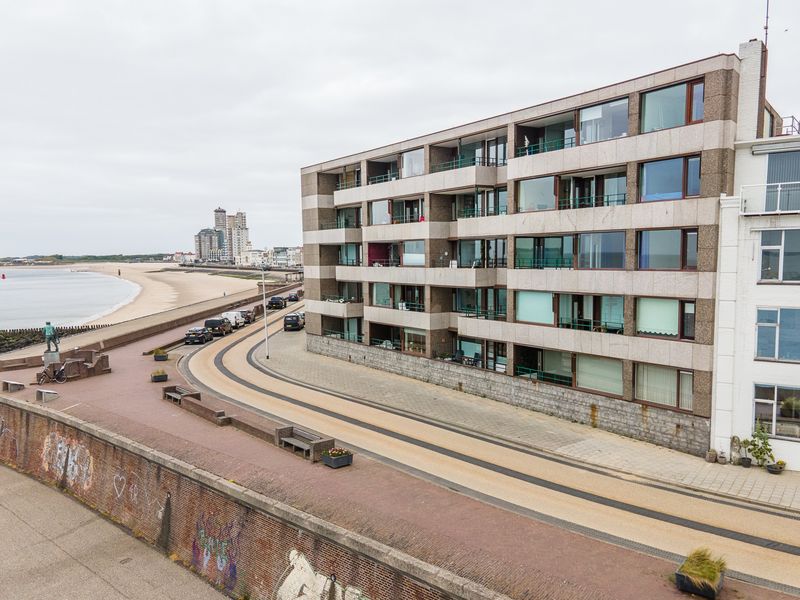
[43,321,60,352]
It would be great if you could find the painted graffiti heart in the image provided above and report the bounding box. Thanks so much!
[113,474,126,498]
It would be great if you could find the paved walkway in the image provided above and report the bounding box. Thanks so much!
[261,330,800,512]
[0,465,224,600]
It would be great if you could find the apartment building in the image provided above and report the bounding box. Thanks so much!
[301,40,787,456]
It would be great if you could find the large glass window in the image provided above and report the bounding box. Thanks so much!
[401,149,424,178]
[637,298,679,337]
[754,384,800,440]
[577,232,625,269]
[518,176,556,212]
[579,98,628,144]
[760,230,800,282]
[640,156,701,202]
[458,240,483,268]
[516,291,554,324]
[339,243,361,266]
[336,206,360,228]
[576,355,623,395]
[756,308,800,361]
[369,200,391,225]
[638,229,697,270]
[635,364,693,409]
[641,81,704,133]
[402,240,425,266]
[372,283,391,307]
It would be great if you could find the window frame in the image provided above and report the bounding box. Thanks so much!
[753,383,800,441]
[577,96,630,146]
[755,307,800,362]
[640,78,705,133]
[633,363,694,412]
[637,228,698,271]
[576,231,627,270]
[638,155,701,203]
[517,176,558,213]
[634,297,696,341]
[759,229,800,283]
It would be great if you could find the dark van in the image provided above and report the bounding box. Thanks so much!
[205,318,232,336]
[283,313,304,331]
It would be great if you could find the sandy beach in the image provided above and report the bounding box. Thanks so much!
[78,263,261,324]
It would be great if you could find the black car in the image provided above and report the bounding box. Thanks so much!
[204,318,233,336]
[184,327,213,344]
[267,296,286,309]
[239,309,254,324]
[283,313,305,331]
[286,292,299,302]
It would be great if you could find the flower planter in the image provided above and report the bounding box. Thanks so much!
[766,463,785,475]
[740,457,752,468]
[322,454,353,469]
[675,571,724,599]
[154,354,169,362]
[705,450,717,463]
[151,374,168,383]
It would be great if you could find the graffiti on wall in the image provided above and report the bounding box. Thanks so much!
[275,550,369,600]
[192,514,241,591]
[40,431,93,490]
[0,417,17,461]
[111,469,167,520]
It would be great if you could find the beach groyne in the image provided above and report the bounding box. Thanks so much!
[0,325,111,354]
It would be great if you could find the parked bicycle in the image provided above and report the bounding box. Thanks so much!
[37,364,67,385]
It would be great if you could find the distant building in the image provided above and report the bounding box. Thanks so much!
[266,246,303,268]
[194,228,225,262]
[172,251,196,264]
[198,207,250,263]
[237,249,267,267]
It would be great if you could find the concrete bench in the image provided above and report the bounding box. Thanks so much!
[1,380,25,393]
[36,389,59,403]
[277,427,335,462]
[162,385,201,404]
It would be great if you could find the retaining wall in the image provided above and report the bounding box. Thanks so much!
[0,396,507,600]
[307,335,710,457]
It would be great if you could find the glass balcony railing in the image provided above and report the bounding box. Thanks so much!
[322,294,363,303]
[457,308,507,321]
[457,207,509,219]
[335,180,360,191]
[390,214,424,224]
[368,258,401,267]
[514,365,573,386]
[319,220,361,230]
[337,258,362,266]
[367,172,400,185]
[514,257,573,269]
[324,329,363,343]
[740,182,800,215]
[373,299,425,312]
[430,155,506,173]
[432,257,507,268]
[515,137,576,158]
[557,318,624,334]
[557,193,626,210]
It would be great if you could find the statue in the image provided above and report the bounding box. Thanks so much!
[43,321,60,352]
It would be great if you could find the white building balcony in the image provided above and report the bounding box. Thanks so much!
[739,182,800,216]
[362,221,450,243]
[364,306,453,330]
[305,298,364,319]
[303,227,362,245]
[335,264,505,287]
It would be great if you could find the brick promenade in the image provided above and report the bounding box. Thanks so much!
[0,317,795,599]
[261,329,800,512]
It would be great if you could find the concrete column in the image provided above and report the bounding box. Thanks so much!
[625,230,637,270]
[625,162,638,205]
[623,295,636,336]
[735,40,767,141]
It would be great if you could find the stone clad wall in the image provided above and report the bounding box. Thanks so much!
[307,335,710,456]
[0,397,501,600]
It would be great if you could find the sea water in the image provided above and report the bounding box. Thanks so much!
[0,268,140,329]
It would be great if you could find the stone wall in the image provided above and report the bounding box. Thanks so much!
[0,396,505,600]
[307,335,710,456]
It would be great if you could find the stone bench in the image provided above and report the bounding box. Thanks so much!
[36,389,59,403]
[1,380,25,393]
[277,426,334,462]
[162,385,201,404]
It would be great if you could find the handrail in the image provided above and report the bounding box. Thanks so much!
[324,329,363,343]
[335,180,360,191]
[322,294,362,303]
[457,309,507,320]
[337,258,361,266]
[373,299,425,312]
[514,365,572,386]
[368,172,400,185]
[514,257,573,269]
[557,193,626,210]
[368,258,401,267]
[370,337,401,350]
[557,318,624,334]
[515,136,576,157]
[457,207,509,218]
[391,214,425,224]
[318,220,361,230]
[780,115,800,136]
[740,181,800,215]
[430,155,506,173]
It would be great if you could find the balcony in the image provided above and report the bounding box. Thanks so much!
[457,308,507,321]
[373,299,425,312]
[515,136,576,158]
[557,193,626,210]
[368,171,400,185]
[364,305,451,330]
[307,298,364,319]
[515,257,573,269]
[324,329,364,343]
[740,182,800,216]
[514,364,573,386]
[457,206,508,219]
[558,317,624,334]
[335,180,360,191]
[430,155,506,173]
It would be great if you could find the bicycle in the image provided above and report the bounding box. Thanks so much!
[37,364,67,385]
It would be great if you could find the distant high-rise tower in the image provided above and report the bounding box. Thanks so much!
[214,207,227,230]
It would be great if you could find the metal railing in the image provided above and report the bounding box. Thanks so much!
[335,180,360,191]
[391,214,425,224]
[557,318,624,334]
[515,137,576,158]
[367,172,400,185]
[337,258,362,266]
[319,220,361,230]
[740,182,800,215]
[514,365,573,386]
[322,294,363,303]
[373,299,425,312]
[370,337,401,350]
[368,258,401,267]
[324,329,363,343]
[457,207,509,219]
[557,193,626,210]
[458,308,507,321]
[430,155,506,173]
[515,257,573,269]
[781,115,800,136]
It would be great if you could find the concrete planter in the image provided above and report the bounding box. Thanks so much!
[151,374,169,383]
[740,457,752,468]
[675,571,724,599]
[766,463,785,475]
[322,454,353,469]
[154,354,169,362]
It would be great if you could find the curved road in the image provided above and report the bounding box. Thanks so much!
[184,305,800,595]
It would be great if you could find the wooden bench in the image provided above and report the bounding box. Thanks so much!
[36,389,59,403]
[162,385,201,405]
[1,380,25,393]
[277,427,335,462]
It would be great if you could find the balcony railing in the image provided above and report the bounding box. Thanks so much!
[335,180,360,191]
[319,220,361,230]
[515,257,573,269]
[781,115,800,136]
[430,155,506,173]
[322,294,363,303]
[557,318,624,334]
[515,137,576,158]
[373,299,425,312]
[458,308,507,321]
[457,207,509,218]
[338,258,362,266]
[370,337,401,350]
[324,329,363,343]
[367,172,400,185]
[740,182,800,215]
[432,257,507,268]
[368,258,401,267]
[557,193,626,210]
[514,364,573,386]
[391,214,424,224]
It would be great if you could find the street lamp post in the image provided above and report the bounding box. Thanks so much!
[261,267,270,360]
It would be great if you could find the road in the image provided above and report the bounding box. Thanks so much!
[184,303,800,595]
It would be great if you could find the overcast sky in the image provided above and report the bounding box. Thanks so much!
[1,1,797,256]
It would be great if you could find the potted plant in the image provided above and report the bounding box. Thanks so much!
[153,348,169,362]
[716,451,727,465]
[151,369,168,383]
[749,421,774,467]
[675,547,726,599]
[739,439,752,468]
[705,449,717,463]
[767,460,786,475]
[321,447,353,469]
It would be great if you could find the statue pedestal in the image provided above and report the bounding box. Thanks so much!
[43,352,61,367]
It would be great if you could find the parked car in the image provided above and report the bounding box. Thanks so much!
[184,327,213,344]
[267,296,286,309]
[283,313,305,331]
[238,309,254,324]
[204,318,232,336]
[286,292,299,302]
[221,310,245,329]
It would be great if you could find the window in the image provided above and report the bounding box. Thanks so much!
[635,364,693,410]
[754,385,800,440]
[372,283,391,307]
[403,328,426,354]
[641,81,704,133]
[636,298,695,339]
[756,308,800,361]
[577,232,625,269]
[369,200,391,225]
[457,240,483,267]
[640,156,701,201]
[339,244,360,266]
[401,149,424,178]
[766,151,800,212]
[516,291,554,324]
[638,229,697,270]
[518,176,556,212]
[682,301,696,340]
[579,98,629,144]
[402,240,425,266]
[760,230,800,282]
[576,355,623,395]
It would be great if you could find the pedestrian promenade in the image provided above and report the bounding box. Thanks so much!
[262,330,800,512]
